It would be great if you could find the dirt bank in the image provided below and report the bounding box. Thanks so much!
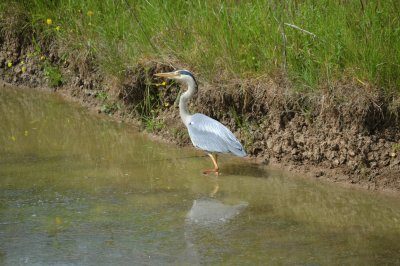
[1,32,399,192]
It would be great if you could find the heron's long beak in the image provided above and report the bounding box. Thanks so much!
[154,72,178,79]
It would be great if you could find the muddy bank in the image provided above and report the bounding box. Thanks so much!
[1,32,399,192]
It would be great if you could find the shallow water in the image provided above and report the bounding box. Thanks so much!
[1,85,400,265]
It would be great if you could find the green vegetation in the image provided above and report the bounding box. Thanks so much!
[1,0,400,93]
[392,143,400,154]
[95,90,120,114]
[143,115,165,132]
[43,64,63,87]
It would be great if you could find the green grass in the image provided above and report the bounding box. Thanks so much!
[43,64,63,87]
[1,0,400,93]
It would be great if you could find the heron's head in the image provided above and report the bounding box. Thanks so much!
[154,70,198,88]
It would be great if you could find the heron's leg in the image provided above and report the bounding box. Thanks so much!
[203,153,219,176]
[210,182,219,198]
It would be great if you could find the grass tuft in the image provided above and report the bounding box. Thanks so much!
[1,0,400,93]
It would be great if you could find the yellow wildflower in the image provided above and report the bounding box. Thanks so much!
[40,55,45,61]
[87,10,94,17]
[55,25,60,31]
[156,81,167,87]
[21,66,27,73]
[46,18,53,25]
[7,61,12,67]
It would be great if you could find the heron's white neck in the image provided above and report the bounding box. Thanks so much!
[179,77,197,127]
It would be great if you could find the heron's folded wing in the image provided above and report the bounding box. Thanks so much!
[187,114,246,156]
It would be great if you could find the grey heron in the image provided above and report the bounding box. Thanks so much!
[154,70,246,175]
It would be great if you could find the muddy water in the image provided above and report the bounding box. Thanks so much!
[1,85,400,265]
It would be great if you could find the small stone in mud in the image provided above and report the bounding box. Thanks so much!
[260,157,270,165]
[348,150,356,157]
[273,144,282,154]
[315,171,324,178]
[266,139,273,149]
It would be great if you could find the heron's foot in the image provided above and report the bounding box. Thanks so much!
[204,153,219,176]
[202,168,219,176]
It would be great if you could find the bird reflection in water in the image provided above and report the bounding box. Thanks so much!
[186,197,248,226]
[180,180,248,264]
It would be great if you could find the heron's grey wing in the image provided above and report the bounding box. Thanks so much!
[187,113,246,157]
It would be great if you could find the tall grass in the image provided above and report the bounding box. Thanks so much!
[2,0,400,92]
